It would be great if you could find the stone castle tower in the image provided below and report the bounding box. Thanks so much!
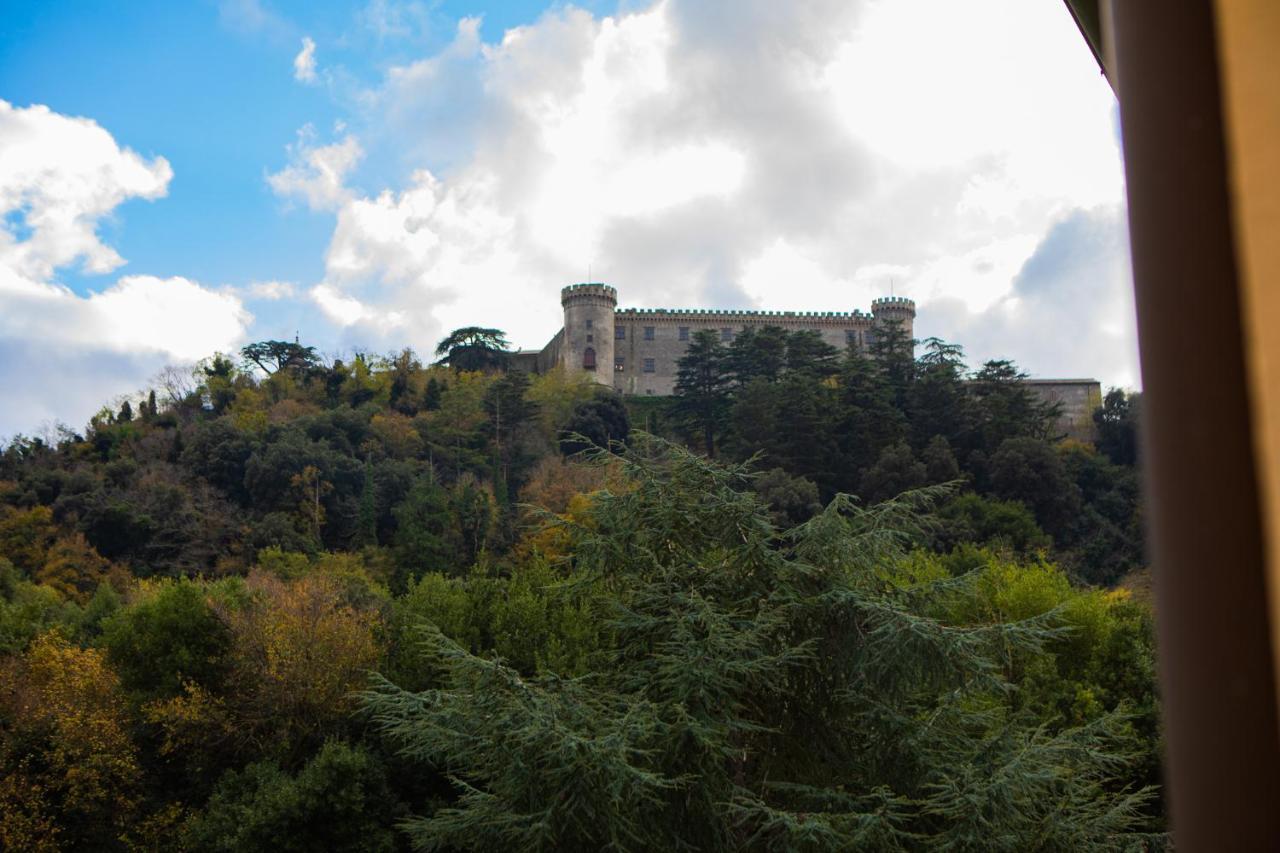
[523,283,916,395]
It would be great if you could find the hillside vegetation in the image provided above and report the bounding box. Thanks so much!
[0,331,1158,851]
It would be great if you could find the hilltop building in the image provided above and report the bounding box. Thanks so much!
[514,283,916,396]
[511,282,1099,438]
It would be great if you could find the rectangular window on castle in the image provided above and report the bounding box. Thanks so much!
[720,328,733,342]
[615,357,624,371]
[643,358,655,373]
[679,326,689,341]
[644,326,655,341]
[585,319,593,329]
[615,326,626,340]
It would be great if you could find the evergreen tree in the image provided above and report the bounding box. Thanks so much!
[725,325,789,385]
[560,391,630,455]
[970,359,1059,451]
[868,319,916,411]
[435,327,511,372]
[784,329,841,378]
[672,330,730,457]
[1094,388,1141,467]
[423,376,445,411]
[365,437,1157,851]
[908,337,971,452]
[833,347,906,482]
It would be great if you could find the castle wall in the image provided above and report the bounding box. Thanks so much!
[547,283,918,396]
[1025,379,1104,442]
[610,309,881,396]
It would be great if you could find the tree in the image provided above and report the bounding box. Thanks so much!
[909,338,971,452]
[724,325,789,385]
[35,534,114,604]
[101,579,234,700]
[987,437,1082,545]
[784,329,841,378]
[364,438,1157,850]
[921,434,961,484]
[970,360,1059,451]
[355,458,378,548]
[868,318,916,411]
[392,478,454,585]
[933,493,1051,555]
[220,572,383,755]
[0,505,57,575]
[859,441,927,503]
[671,329,730,456]
[1094,388,1141,467]
[0,632,142,850]
[752,466,822,527]
[184,740,401,853]
[291,464,332,541]
[832,347,907,482]
[434,327,511,372]
[387,348,421,415]
[240,340,321,376]
[559,390,630,455]
[483,371,540,496]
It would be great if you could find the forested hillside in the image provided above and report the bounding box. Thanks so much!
[0,330,1159,850]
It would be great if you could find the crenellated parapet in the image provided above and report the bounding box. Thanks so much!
[561,283,618,306]
[870,296,916,339]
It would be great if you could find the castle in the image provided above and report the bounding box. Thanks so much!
[510,282,1102,439]
[512,283,917,396]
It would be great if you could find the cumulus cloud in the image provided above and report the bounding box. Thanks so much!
[276,0,1134,387]
[916,206,1139,388]
[0,100,172,280]
[294,36,317,83]
[0,102,253,436]
[267,127,363,211]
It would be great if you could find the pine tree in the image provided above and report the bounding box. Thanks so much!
[365,437,1158,851]
[672,330,730,457]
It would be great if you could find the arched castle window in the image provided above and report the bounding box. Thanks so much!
[583,347,597,370]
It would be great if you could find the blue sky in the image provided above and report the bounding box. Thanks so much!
[0,0,1135,438]
[1,0,608,298]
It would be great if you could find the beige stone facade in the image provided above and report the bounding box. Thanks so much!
[1024,379,1104,441]
[516,283,917,396]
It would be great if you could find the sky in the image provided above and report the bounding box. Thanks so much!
[0,0,1138,439]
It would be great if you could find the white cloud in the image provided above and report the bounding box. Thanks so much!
[0,100,172,280]
[267,127,363,211]
[260,0,1132,389]
[245,279,297,300]
[0,271,250,361]
[0,103,253,436]
[294,36,317,83]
